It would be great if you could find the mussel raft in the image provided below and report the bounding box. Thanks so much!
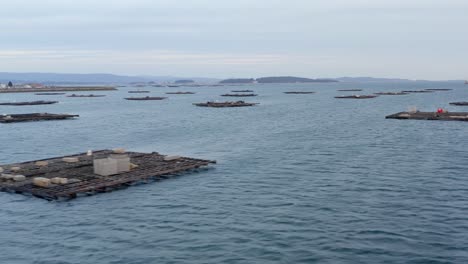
[67,94,106,97]
[335,95,378,99]
[231,90,254,93]
[284,91,315,94]
[0,100,58,106]
[386,111,468,121]
[193,101,258,107]
[128,91,150,93]
[449,102,468,106]
[124,96,167,100]
[165,92,195,94]
[221,93,258,97]
[0,113,78,123]
[374,92,408,95]
[0,150,215,200]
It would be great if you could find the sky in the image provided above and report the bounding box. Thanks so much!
[1,0,467,80]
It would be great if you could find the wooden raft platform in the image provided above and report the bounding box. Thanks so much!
[0,113,78,123]
[0,150,215,200]
[67,94,106,98]
[165,92,195,94]
[193,101,258,107]
[0,100,58,106]
[35,92,66,95]
[124,96,167,101]
[128,91,150,93]
[0,86,116,93]
[231,90,253,92]
[450,102,468,106]
[284,91,315,94]
[385,111,468,121]
[337,89,362,92]
[335,95,378,99]
[221,93,258,97]
[374,92,408,96]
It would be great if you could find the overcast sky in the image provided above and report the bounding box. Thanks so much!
[1,0,467,80]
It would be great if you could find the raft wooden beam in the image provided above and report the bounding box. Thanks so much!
[386,111,468,121]
[0,150,215,200]
[0,113,78,123]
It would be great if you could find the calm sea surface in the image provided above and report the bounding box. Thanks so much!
[1,82,467,263]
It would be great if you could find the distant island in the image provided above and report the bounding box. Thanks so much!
[219,78,255,84]
[256,76,338,83]
[220,76,338,84]
[174,79,195,84]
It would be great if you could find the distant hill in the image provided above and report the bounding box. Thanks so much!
[174,79,195,84]
[219,78,255,84]
[0,72,219,84]
[256,76,338,83]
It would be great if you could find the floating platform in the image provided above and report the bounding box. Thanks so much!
[165,92,195,95]
[35,92,66,95]
[0,150,215,200]
[128,91,150,93]
[401,90,433,93]
[124,96,167,101]
[67,94,106,98]
[385,111,468,122]
[0,113,78,123]
[337,89,362,92]
[0,86,116,93]
[335,95,378,99]
[193,101,258,107]
[221,93,258,97]
[231,90,254,92]
[374,92,408,95]
[284,91,315,94]
[0,100,58,106]
[450,102,468,106]
[425,88,452,91]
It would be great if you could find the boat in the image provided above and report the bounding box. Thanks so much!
[124,96,167,101]
[0,100,58,106]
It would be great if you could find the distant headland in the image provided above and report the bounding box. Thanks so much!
[220,76,338,84]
